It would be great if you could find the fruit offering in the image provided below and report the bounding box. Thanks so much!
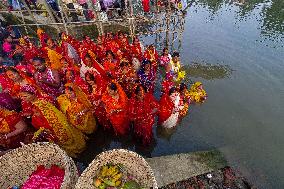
[93,163,143,189]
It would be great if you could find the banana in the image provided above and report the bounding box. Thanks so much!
[115,180,122,187]
[108,166,116,176]
[101,166,108,177]
[112,173,122,182]
[110,167,119,177]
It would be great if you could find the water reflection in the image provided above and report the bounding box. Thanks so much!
[183,62,233,80]
[195,0,284,44]
[78,125,158,163]
[261,0,284,37]
[198,0,223,13]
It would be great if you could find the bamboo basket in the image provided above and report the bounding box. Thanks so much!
[75,149,158,189]
[0,142,78,188]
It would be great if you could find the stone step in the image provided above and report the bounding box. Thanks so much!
[146,150,227,187]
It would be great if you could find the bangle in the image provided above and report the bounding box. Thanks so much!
[5,134,8,139]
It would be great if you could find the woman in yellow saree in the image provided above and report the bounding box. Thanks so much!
[188,82,207,103]
[57,83,97,135]
[45,38,63,70]
[19,85,86,157]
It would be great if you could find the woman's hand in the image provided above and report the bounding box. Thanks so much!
[151,108,158,114]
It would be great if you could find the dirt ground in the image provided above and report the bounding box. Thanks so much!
[160,166,256,189]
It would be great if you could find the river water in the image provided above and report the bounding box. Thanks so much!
[80,1,284,188]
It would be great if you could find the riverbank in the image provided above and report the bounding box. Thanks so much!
[145,150,255,188]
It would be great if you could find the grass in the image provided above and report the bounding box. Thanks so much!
[183,61,233,80]
[194,150,228,170]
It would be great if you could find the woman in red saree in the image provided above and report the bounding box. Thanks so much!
[36,29,49,48]
[94,36,106,62]
[19,36,41,63]
[158,87,184,128]
[131,37,144,62]
[0,93,31,150]
[144,45,159,78]
[105,33,120,54]
[142,0,150,12]
[80,35,97,54]
[4,67,39,97]
[117,32,130,53]
[116,60,137,97]
[65,69,89,94]
[4,67,54,104]
[128,85,159,145]
[101,82,129,136]
[103,50,118,76]
[85,72,111,129]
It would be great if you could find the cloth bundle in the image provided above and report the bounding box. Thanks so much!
[21,165,65,189]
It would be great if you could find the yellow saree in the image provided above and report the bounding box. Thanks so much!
[45,47,63,70]
[33,99,86,157]
[57,84,97,135]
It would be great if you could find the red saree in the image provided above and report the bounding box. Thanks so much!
[128,93,159,145]
[158,94,174,125]
[101,82,129,135]
[0,109,28,149]
[131,44,143,61]
[142,0,150,12]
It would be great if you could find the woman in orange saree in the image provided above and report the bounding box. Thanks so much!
[57,83,97,135]
[19,85,86,157]
[101,82,129,136]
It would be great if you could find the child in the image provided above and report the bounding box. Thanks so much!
[170,52,185,82]
[160,47,172,68]
[2,35,14,57]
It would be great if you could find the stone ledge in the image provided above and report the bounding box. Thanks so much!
[146,150,227,187]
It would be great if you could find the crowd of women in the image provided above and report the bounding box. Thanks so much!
[0,28,207,158]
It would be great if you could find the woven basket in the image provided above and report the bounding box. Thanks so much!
[75,149,158,189]
[0,142,78,189]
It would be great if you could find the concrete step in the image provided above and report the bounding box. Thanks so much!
[146,150,227,187]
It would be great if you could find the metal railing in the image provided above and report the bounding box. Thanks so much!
[1,0,188,49]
